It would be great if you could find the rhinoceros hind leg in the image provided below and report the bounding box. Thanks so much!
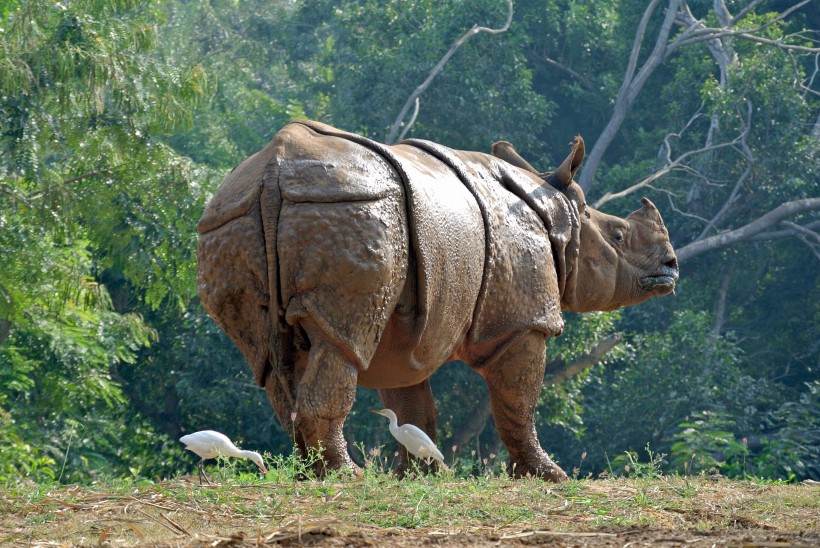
[294,332,359,477]
[378,379,439,475]
[485,333,569,483]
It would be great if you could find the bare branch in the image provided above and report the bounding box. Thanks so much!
[730,0,766,26]
[747,220,820,242]
[397,97,420,142]
[544,335,622,386]
[712,0,731,28]
[794,235,820,262]
[677,198,820,263]
[578,0,683,191]
[671,0,818,51]
[593,110,744,209]
[579,0,817,193]
[676,2,731,85]
[541,56,595,90]
[782,221,820,246]
[734,0,813,33]
[666,193,714,225]
[622,0,665,94]
[807,52,820,102]
[386,0,513,144]
[675,28,820,53]
[695,100,754,240]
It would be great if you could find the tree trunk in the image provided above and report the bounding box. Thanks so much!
[0,319,10,346]
[711,258,734,336]
[545,335,622,386]
[443,389,492,461]
[578,0,681,191]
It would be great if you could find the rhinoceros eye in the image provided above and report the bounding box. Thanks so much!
[613,230,625,244]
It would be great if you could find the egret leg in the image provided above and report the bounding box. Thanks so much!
[198,460,212,486]
[484,333,568,483]
[378,379,439,475]
[294,332,359,477]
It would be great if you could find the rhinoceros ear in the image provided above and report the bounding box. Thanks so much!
[547,135,585,190]
[491,141,540,174]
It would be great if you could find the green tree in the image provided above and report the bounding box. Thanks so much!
[0,0,209,482]
[282,0,551,151]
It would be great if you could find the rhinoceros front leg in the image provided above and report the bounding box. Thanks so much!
[294,331,359,477]
[378,379,439,475]
[484,332,569,482]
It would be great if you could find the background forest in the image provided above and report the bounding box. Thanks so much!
[1,0,818,485]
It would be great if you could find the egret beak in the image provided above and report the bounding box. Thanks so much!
[369,409,383,415]
[258,463,268,475]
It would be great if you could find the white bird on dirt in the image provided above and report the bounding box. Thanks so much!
[371,409,446,467]
[179,430,268,485]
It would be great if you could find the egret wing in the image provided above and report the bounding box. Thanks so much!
[398,424,444,461]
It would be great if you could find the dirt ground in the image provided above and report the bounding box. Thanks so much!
[3,476,819,547]
[10,522,820,547]
[149,526,820,547]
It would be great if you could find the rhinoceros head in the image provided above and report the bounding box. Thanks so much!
[493,137,679,313]
[548,137,679,312]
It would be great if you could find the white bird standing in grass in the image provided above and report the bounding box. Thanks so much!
[371,409,446,468]
[179,430,267,485]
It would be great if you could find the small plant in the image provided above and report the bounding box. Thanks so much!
[572,451,588,479]
[612,444,666,479]
[670,410,748,477]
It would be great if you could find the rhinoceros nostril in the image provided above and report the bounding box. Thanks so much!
[659,257,679,281]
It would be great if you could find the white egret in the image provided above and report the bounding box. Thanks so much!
[179,430,267,485]
[370,409,446,467]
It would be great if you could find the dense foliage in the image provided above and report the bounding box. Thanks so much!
[1,0,817,484]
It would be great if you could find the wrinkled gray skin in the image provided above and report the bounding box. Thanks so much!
[196,121,678,482]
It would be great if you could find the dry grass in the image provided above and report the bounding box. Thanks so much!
[2,466,819,546]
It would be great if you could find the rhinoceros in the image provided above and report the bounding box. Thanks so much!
[196,120,678,482]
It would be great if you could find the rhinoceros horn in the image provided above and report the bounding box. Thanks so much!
[629,197,665,226]
[546,136,585,190]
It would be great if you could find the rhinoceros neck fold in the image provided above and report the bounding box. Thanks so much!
[492,162,581,305]
[402,138,494,329]
[405,138,580,324]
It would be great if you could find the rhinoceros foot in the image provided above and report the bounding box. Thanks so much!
[304,449,362,480]
[510,453,569,483]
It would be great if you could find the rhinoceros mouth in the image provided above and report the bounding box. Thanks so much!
[640,265,679,294]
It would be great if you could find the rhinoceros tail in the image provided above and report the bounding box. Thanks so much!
[260,152,285,375]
